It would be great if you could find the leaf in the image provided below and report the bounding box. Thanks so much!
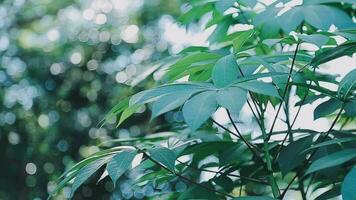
[216,87,247,114]
[311,42,356,67]
[338,69,356,99]
[233,197,275,200]
[106,151,136,184]
[304,0,356,4]
[315,184,341,200]
[306,149,356,175]
[278,136,313,176]
[148,147,176,172]
[303,137,356,153]
[151,90,198,118]
[233,29,254,53]
[130,83,206,106]
[182,91,217,131]
[165,52,222,80]
[215,0,235,13]
[342,167,356,200]
[71,157,111,196]
[235,81,281,98]
[178,182,219,200]
[314,98,342,120]
[230,72,288,85]
[208,18,231,44]
[212,54,239,88]
[213,175,234,193]
[345,101,356,117]
[118,104,141,126]
[297,34,329,47]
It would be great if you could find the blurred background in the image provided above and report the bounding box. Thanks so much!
[0,0,208,199]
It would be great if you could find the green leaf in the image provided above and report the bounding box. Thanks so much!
[345,101,356,117]
[233,29,254,53]
[165,52,222,80]
[297,34,329,47]
[151,90,198,118]
[212,54,239,88]
[306,149,356,175]
[130,83,207,105]
[118,104,141,126]
[71,156,111,196]
[148,147,176,172]
[216,87,247,114]
[213,175,234,193]
[303,137,356,153]
[342,167,356,200]
[304,0,356,4]
[338,69,356,99]
[106,151,136,184]
[215,0,235,13]
[182,91,217,131]
[314,98,342,120]
[278,136,313,176]
[233,196,275,200]
[178,182,219,200]
[311,42,356,67]
[208,18,231,44]
[235,81,281,98]
[315,184,341,200]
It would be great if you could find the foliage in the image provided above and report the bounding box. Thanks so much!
[0,0,181,199]
[48,0,356,199]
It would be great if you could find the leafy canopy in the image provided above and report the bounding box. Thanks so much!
[50,0,356,199]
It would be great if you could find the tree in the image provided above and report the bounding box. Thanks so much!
[50,0,356,199]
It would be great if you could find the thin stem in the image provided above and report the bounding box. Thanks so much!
[177,160,269,184]
[280,102,346,199]
[267,42,301,142]
[305,174,315,195]
[260,113,281,198]
[212,119,242,139]
[298,176,307,200]
[275,68,316,158]
[212,119,262,152]
[142,152,234,198]
[227,109,261,157]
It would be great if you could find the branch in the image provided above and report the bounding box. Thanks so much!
[142,151,235,198]
[267,42,301,142]
[280,102,346,199]
[176,160,269,185]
